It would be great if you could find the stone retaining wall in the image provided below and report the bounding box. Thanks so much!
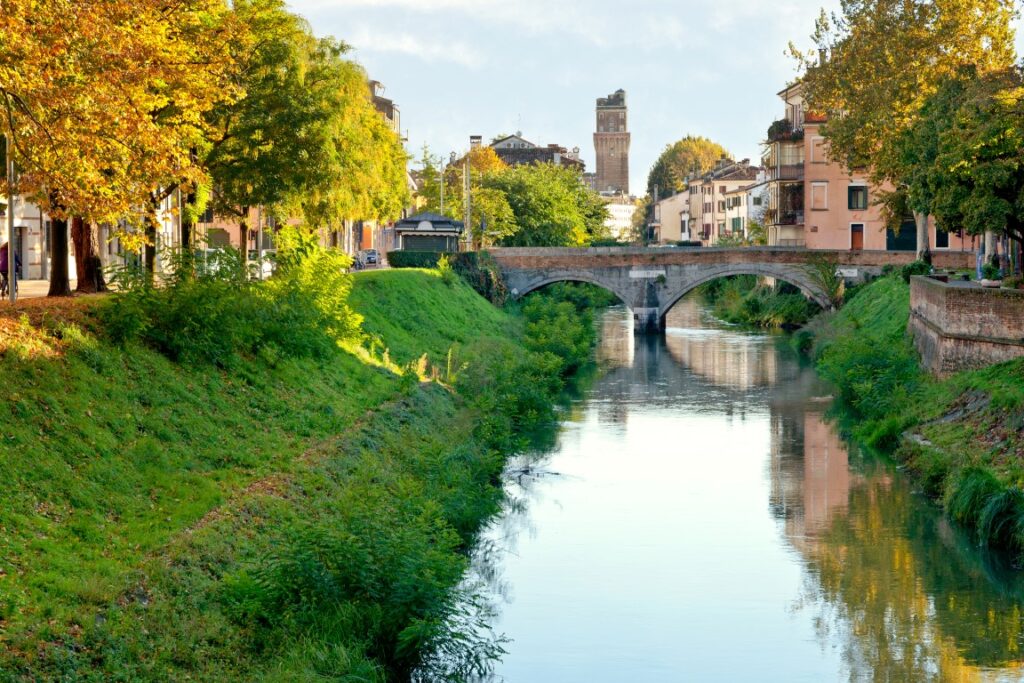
[909,276,1024,376]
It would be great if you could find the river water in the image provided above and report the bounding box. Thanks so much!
[470,297,1024,682]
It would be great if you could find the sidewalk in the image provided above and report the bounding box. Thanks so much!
[5,279,78,300]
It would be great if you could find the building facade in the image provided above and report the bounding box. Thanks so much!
[687,159,761,246]
[765,83,976,253]
[604,198,638,242]
[652,192,691,243]
[490,134,585,171]
[594,89,630,195]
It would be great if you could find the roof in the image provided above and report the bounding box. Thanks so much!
[394,212,464,233]
[491,134,537,149]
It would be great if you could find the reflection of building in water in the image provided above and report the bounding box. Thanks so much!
[768,410,854,543]
[664,298,779,390]
[595,307,633,369]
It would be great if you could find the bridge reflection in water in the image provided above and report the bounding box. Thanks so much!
[465,299,1024,682]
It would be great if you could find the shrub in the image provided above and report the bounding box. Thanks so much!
[982,262,1001,280]
[1003,275,1024,290]
[676,240,703,247]
[900,260,931,283]
[804,255,845,308]
[388,251,446,269]
[436,254,456,286]
[99,241,361,367]
[817,333,923,421]
[449,252,509,305]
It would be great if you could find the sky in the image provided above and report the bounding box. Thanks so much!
[287,0,1024,197]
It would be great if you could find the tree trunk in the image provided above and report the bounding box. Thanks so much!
[144,215,157,284]
[914,211,931,264]
[47,215,72,296]
[984,230,998,267]
[239,217,249,270]
[181,198,193,251]
[71,216,107,293]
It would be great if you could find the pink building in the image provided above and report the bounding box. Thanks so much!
[765,84,977,254]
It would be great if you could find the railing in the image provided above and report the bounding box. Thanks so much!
[777,211,804,226]
[771,165,804,181]
[774,239,807,248]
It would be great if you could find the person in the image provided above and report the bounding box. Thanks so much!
[0,241,21,296]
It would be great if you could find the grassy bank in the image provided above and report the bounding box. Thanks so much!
[798,273,1024,557]
[698,275,820,328]
[0,263,598,680]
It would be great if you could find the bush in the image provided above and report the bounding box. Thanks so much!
[900,260,932,283]
[449,252,509,305]
[817,333,923,421]
[982,262,1001,280]
[1003,275,1024,290]
[388,251,446,269]
[99,241,361,368]
[676,240,703,247]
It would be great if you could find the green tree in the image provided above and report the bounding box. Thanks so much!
[484,164,606,247]
[928,67,1024,246]
[205,2,409,250]
[794,0,1017,260]
[646,136,730,197]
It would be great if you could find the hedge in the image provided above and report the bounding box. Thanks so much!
[387,251,446,269]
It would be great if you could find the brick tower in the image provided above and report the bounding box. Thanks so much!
[594,89,630,194]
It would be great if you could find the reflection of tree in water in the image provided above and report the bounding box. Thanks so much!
[788,439,1024,680]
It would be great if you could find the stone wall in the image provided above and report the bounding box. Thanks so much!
[909,276,1024,376]
[489,247,974,271]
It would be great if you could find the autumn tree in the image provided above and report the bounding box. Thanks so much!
[794,0,1017,260]
[646,136,730,197]
[0,0,238,294]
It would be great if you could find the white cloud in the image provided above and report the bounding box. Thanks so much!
[348,25,484,67]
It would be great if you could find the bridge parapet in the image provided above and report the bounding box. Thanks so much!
[489,247,975,334]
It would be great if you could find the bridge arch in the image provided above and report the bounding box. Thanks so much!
[657,264,831,323]
[511,275,632,308]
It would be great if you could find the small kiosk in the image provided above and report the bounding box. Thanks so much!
[393,213,464,252]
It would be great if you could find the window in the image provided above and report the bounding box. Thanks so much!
[704,202,712,213]
[848,185,868,211]
[731,217,743,232]
[753,195,763,206]
[935,227,950,249]
[810,136,826,163]
[810,182,828,211]
[718,201,726,212]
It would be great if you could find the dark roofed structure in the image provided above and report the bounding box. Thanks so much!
[393,212,464,252]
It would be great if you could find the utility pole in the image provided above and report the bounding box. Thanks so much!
[464,152,472,250]
[6,134,16,303]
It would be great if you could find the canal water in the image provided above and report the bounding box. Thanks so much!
[469,297,1024,682]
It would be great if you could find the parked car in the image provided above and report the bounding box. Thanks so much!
[357,249,380,267]
[248,249,276,280]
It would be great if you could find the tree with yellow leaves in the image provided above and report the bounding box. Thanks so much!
[0,0,239,294]
[793,0,1017,260]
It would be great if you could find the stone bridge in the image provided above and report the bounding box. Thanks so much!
[489,247,974,333]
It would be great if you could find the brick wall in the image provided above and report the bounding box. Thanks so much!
[909,276,1024,376]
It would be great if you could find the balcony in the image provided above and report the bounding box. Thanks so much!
[771,164,804,182]
[767,118,805,143]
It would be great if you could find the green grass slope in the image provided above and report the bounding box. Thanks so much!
[0,270,542,680]
[802,274,1024,557]
[349,269,512,365]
